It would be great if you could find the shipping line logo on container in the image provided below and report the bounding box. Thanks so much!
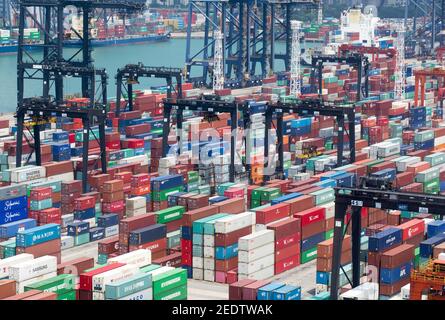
[4,199,23,211]
[385,235,396,245]
[4,211,24,223]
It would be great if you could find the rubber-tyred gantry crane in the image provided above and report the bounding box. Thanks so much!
[414,68,445,106]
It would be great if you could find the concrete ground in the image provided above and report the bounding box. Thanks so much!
[61,241,317,300]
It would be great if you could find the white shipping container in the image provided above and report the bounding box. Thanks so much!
[214,211,255,234]
[203,234,214,247]
[9,255,57,282]
[435,136,445,146]
[339,282,379,300]
[16,271,57,293]
[204,269,214,281]
[159,156,176,168]
[0,253,34,279]
[47,172,74,181]
[105,225,119,238]
[108,249,151,268]
[238,254,274,275]
[92,264,140,292]
[193,268,204,280]
[10,166,46,183]
[192,257,203,269]
[238,264,274,281]
[319,202,335,219]
[397,157,421,172]
[401,284,410,300]
[126,197,146,210]
[117,288,153,300]
[203,257,215,270]
[238,230,275,251]
[203,246,214,258]
[126,207,146,218]
[61,235,74,250]
[238,242,275,263]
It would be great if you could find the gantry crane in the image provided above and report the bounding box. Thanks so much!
[413,68,445,107]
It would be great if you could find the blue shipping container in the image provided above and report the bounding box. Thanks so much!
[368,227,402,252]
[67,221,90,236]
[420,233,445,258]
[301,232,325,252]
[129,224,167,246]
[97,214,119,229]
[427,221,445,238]
[0,218,37,239]
[380,261,412,284]
[215,243,238,260]
[257,282,285,300]
[16,223,61,247]
[271,285,301,300]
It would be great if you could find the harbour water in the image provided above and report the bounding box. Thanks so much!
[0,39,287,111]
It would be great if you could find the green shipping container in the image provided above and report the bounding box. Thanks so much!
[25,274,76,295]
[423,178,440,194]
[250,199,261,208]
[152,269,187,294]
[416,167,440,183]
[151,186,184,201]
[140,264,162,273]
[325,229,334,240]
[155,206,185,223]
[203,214,229,234]
[154,284,187,300]
[260,188,281,201]
[301,247,317,264]
[57,290,77,300]
[425,152,445,167]
[251,187,267,200]
[193,213,227,234]
[188,171,199,183]
[75,129,100,142]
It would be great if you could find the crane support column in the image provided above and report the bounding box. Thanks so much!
[352,206,362,287]
[330,201,347,300]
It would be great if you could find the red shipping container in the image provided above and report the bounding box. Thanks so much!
[275,254,301,274]
[293,207,326,227]
[79,263,125,291]
[275,232,301,251]
[39,208,61,224]
[129,238,167,253]
[275,243,300,262]
[102,200,125,213]
[256,203,291,225]
[396,219,425,241]
[74,196,96,211]
[224,188,245,199]
[30,187,52,201]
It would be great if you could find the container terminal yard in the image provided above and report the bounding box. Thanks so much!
[0,0,444,303]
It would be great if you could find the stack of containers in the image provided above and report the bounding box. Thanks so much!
[180,206,219,278]
[97,234,119,264]
[129,223,167,260]
[379,244,415,298]
[102,180,125,220]
[91,263,140,300]
[315,235,352,294]
[16,223,61,262]
[238,229,275,280]
[267,218,301,275]
[213,212,256,283]
[104,272,152,300]
[74,195,100,242]
[368,227,403,281]
[191,213,227,280]
[24,273,77,300]
[29,186,59,226]
[9,255,58,293]
[130,173,154,212]
[61,181,82,216]
[118,213,156,254]
[126,196,146,218]
[152,267,188,300]
[151,175,184,212]
[294,204,326,265]
[0,185,28,226]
